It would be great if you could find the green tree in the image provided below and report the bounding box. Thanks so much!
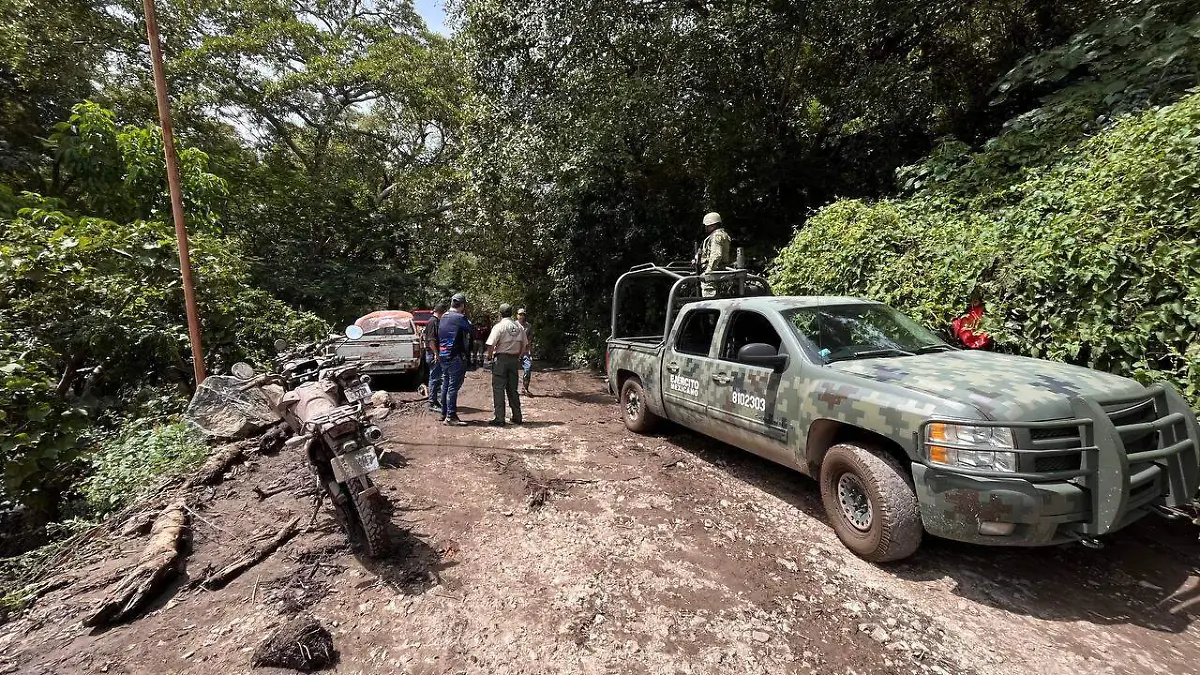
[449,0,1104,360]
[0,0,129,190]
[171,0,466,322]
[0,103,326,519]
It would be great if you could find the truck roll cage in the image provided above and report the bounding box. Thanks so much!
[610,261,773,340]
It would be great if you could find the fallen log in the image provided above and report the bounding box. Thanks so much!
[185,443,246,488]
[252,482,291,501]
[83,501,189,627]
[200,517,301,590]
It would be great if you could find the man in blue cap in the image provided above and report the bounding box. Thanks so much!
[437,292,473,425]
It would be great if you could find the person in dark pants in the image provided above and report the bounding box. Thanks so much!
[516,308,533,395]
[485,303,529,426]
[423,300,449,412]
[437,293,473,426]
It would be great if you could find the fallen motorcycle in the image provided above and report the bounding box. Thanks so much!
[235,326,390,557]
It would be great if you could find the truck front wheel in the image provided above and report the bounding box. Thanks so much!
[620,377,659,433]
[820,443,922,562]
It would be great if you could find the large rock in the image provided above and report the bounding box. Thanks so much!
[369,390,392,408]
[185,375,281,439]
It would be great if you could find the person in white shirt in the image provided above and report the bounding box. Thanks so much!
[485,303,529,426]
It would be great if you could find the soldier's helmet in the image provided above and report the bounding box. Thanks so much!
[703,212,722,227]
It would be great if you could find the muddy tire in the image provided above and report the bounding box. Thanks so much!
[347,476,390,558]
[819,443,922,563]
[620,377,659,433]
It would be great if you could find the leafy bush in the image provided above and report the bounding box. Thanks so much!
[0,103,329,518]
[0,341,89,516]
[771,91,1200,403]
[79,422,209,517]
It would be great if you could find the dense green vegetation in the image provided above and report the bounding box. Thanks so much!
[1,0,1198,544]
[449,0,1110,360]
[772,0,1200,401]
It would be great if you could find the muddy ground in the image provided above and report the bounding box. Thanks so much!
[1,367,1198,675]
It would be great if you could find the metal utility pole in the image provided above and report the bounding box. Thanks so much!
[143,0,206,385]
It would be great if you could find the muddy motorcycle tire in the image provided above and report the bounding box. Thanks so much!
[342,476,389,558]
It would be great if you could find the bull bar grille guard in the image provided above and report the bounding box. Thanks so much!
[916,382,1200,535]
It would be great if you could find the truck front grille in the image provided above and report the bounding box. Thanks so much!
[1034,454,1082,473]
[1023,396,1163,475]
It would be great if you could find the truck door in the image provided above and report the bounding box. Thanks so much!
[663,307,721,434]
[706,310,798,469]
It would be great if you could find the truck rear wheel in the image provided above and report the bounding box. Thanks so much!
[820,443,922,562]
[620,377,659,433]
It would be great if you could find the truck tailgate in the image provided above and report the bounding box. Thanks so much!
[335,335,420,372]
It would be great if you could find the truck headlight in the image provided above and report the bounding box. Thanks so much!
[926,423,1017,472]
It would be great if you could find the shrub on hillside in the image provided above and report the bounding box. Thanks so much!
[80,422,208,517]
[771,92,1200,402]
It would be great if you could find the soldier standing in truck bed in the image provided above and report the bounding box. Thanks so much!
[699,211,732,297]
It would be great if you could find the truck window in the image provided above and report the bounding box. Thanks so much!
[675,309,720,356]
[720,311,782,360]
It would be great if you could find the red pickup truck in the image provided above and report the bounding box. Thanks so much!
[411,309,435,330]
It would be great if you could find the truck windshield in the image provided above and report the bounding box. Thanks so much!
[782,304,951,363]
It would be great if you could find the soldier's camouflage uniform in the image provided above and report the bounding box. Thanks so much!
[700,227,731,298]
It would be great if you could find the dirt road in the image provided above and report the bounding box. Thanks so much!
[2,368,1198,674]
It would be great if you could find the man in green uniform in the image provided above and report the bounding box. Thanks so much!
[699,211,731,297]
[485,303,529,426]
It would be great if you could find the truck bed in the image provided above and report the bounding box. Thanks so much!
[335,333,422,376]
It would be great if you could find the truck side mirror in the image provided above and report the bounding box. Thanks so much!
[345,325,364,340]
[738,343,788,373]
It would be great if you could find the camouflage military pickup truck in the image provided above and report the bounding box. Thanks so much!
[606,262,1200,562]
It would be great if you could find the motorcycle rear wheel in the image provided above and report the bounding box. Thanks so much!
[346,476,390,558]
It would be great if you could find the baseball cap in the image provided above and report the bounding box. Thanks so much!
[517,308,527,315]
[451,292,466,302]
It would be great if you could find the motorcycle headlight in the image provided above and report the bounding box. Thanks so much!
[926,423,1017,472]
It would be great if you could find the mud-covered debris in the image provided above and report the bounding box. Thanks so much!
[251,615,336,671]
[119,510,161,538]
[185,375,280,439]
[186,443,246,487]
[527,486,550,509]
[370,390,392,408]
[258,423,289,454]
[84,501,189,627]
[201,517,300,590]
